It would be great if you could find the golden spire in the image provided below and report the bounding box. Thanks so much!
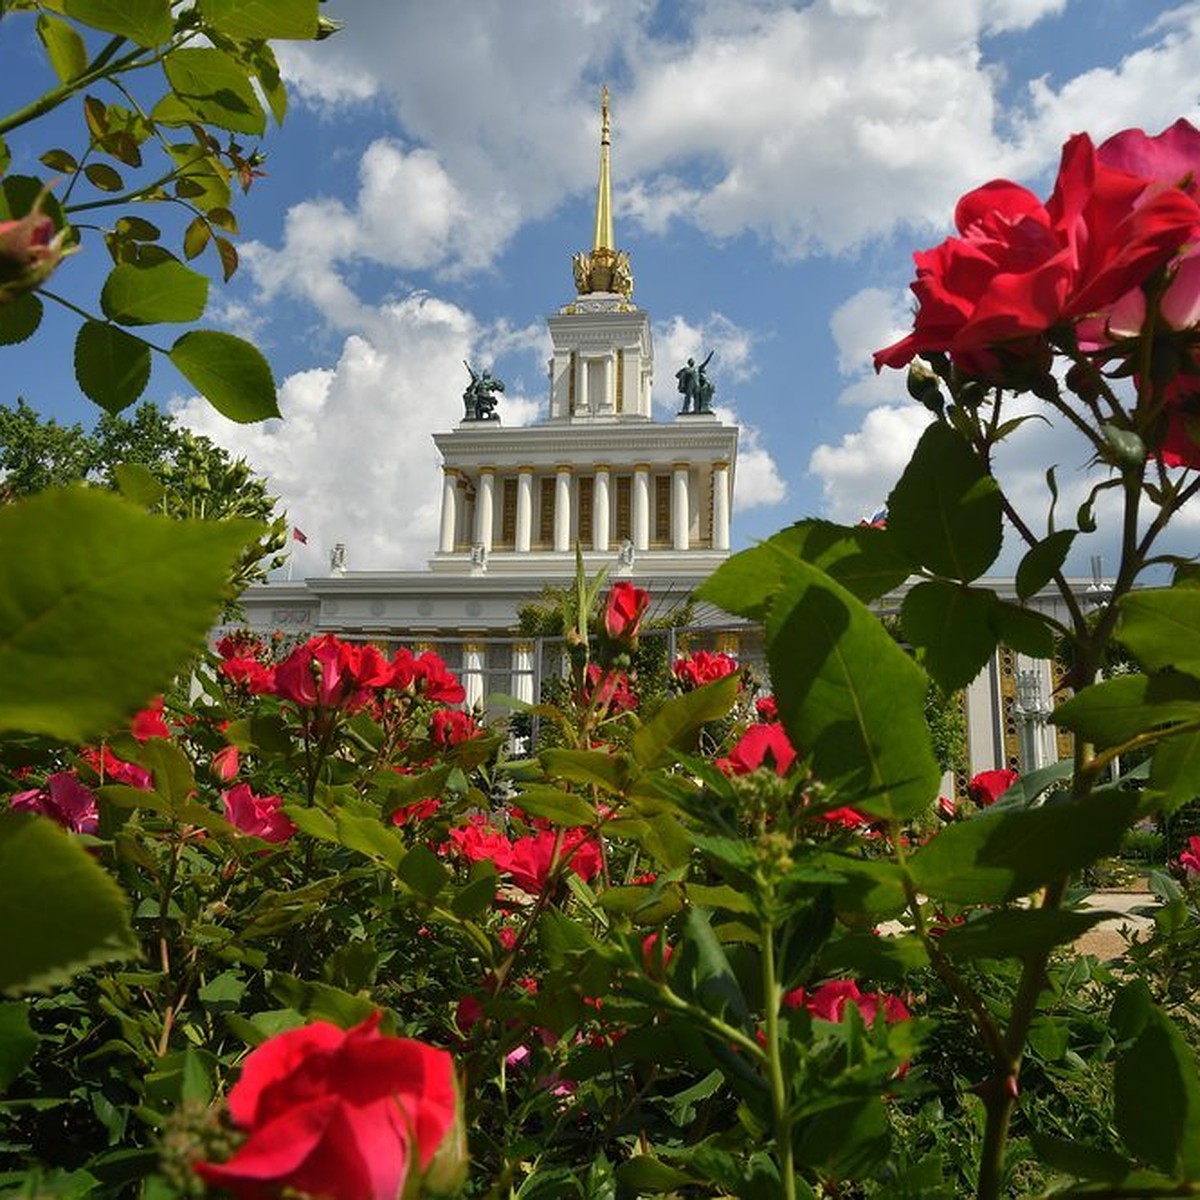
[572,86,633,300]
[593,85,613,254]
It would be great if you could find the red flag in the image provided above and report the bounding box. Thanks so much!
[292,527,308,544]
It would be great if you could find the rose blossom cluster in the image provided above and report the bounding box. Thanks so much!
[783,979,911,1027]
[195,1012,464,1200]
[672,649,740,690]
[218,633,465,712]
[875,119,1200,466]
[447,815,602,897]
[6,696,168,834]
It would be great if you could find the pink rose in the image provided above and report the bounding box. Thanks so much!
[194,1013,463,1200]
[0,200,69,303]
[1179,835,1200,877]
[222,783,296,844]
[11,771,99,835]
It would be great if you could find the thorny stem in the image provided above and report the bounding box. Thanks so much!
[761,917,798,1200]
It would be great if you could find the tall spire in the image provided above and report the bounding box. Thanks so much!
[572,86,633,300]
[593,85,614,254]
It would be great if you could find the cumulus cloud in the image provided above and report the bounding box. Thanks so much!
[173,294,538,574]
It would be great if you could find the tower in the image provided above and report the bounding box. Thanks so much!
[432,89,739,581]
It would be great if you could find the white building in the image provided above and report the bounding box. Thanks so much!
[230,91,745,711]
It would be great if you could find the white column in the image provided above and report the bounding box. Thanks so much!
[600,354,613,412]
[593,465,610,553]
[713,460,730,550]
[512,642,535,706]
[475,468,495,552]
[576,357,588,416]
[516,467,533,553]
[438,468,457,553]
[633,465,650,551]
[554,465,573,552]
[672,463,690,550]
[462,642,485,710]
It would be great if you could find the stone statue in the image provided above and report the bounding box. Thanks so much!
[677,349,714,414]
[462,361,504,421]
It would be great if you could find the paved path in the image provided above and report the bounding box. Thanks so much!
[1076,889,1156,960]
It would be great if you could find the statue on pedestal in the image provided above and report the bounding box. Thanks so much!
[462,362,504,421]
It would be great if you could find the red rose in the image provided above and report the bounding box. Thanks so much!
[584,664,637,712]
[874,128,1200,374]
[131,696,170,741]
[413,651,466,704]
[969,767,1019,806]
[430,707,478,747]
[717,722,796,777]
[194,1012,463,1200]
[603,581,649,642]
[273,635,392,711]
[1097,118,1200,197]
[672,650,739,690]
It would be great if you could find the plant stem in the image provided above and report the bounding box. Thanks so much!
[760,919,797,1200]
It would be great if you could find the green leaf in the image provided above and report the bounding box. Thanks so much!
[100,259,208,327]
[1029,1133,1133,1185]
[698,519,911,619]
[113,461,167,508]
[887,421,1003,581]
[538,748,627,794]
[36,14,87,82]
[1052,672,1200,748]
[1113,983,1200,1178]
[613,1158,696,1193]
[0,1001,39,1088]
[0,292,43,346]
[166,143,231,212]
[0,812,137,993]
[115,216,160,241]
[162,47,267,136]
[394,843,450,899]
[630,674,741,769]
[907,790,1140,904]
[0,488,260,741]
[197,0,319,39]
[63,0,173,46]
[1016,530,1076,600]
[990,600,1056,659]
[74,321,152,414]
[901,581,999,693]
[39,147,78,174]
[83,162,122,192]
[170,330,280,422]
[674,907,750,1024]
[1119,588,1200,678]
[183,215,211,260]
[514,787,596,827]
[766,560,940,821]
[935,907,1114,960]
[1149,730,1200,811]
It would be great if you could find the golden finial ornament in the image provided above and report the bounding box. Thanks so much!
[572,86,633,300]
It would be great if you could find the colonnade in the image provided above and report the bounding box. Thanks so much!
[438,461,732,556]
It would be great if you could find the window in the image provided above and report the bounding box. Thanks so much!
[500,477,517,547]
[539,477,555,546]
[578,476,594,549]
[615,476,632,542]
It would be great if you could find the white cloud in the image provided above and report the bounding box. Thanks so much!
[172,293,538,573]
[724,412,788,510]
[809,404,933,523]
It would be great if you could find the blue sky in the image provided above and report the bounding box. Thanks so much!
[4,0,1200,578]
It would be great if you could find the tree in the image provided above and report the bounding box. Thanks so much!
[0,398,288,599]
